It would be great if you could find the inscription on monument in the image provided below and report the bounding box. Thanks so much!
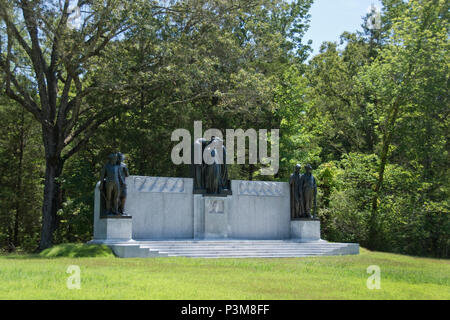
[133,177,185,193]
[206,199,225,214]
[238,181,283,197]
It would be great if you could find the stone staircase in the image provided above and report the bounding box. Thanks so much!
[106,240,359,258]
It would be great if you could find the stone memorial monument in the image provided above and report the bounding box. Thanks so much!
[90,153,359,258]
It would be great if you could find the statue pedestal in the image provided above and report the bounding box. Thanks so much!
[94,215,133,241]
[93,181,133,241]
[194,195,231,239]
[290,219,320,241]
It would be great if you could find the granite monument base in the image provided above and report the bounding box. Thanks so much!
[92,181,133,241]
[290,219,321,241]
[93,215,133,241]
[199,196,231,239]
[89,176,360,258]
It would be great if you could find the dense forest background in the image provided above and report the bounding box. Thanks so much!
[0,0,448,257]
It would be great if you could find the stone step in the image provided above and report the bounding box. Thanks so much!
[152,250,341,255]
[143,248,348,252]
[141,245,349,250]
[139,241,358,258]
[106,240,359,258]
[136,240,333,244]
[137,241,349,247]
[139,244,346,249]
[152,246,346,251]
[137,240,348,244]
[165,252,343,258]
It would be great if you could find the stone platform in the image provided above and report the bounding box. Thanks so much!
[88,239,359,258]
[90,175,359,258]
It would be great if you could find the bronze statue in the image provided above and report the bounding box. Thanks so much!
[194,136,231,195]
[289,164,304,219]
[192,138,208,193]
[204,136,222,194]
[100,153,120,215]
[117,152,129,215]
[220,142,230,193]
[300,164,317,219]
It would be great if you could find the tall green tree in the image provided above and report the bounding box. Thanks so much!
[0,0,313,249]
[0,0,156,249]
[0,95,43,251]
[359,0,449,248]
[285,0,448,256]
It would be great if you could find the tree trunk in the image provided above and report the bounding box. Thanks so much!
[368,137,389,249]
[368,102,400,250]
[39,130,64,251]
[13,109,25,247]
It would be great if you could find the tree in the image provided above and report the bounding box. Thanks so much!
[0,0,312,250]
[0,0,154,249]
[0,94,43,251]
[359,0,449,248]
[289,0,448,256]
[88,0,313,181]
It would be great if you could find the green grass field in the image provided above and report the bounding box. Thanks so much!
[0,245,448,300]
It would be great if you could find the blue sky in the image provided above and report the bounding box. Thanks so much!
[304,0,383,56]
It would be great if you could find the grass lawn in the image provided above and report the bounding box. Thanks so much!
[0,245,448,300]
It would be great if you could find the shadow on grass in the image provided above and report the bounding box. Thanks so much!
[1,243,115,259]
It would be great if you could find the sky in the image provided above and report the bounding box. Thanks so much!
[304,0,383,57]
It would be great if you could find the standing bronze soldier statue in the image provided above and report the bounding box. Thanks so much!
[289,164,304,219]
[192,138,208,193]
[204,136,222,194]
[100,153,120,215]
[117,152,129,215]
[300,164,317,219]
[196,136,231,195]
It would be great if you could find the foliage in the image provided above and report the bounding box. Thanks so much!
[291,0,449,257]
[0,97,43,252]
[0,0,313,249]
[39,243,114,258]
